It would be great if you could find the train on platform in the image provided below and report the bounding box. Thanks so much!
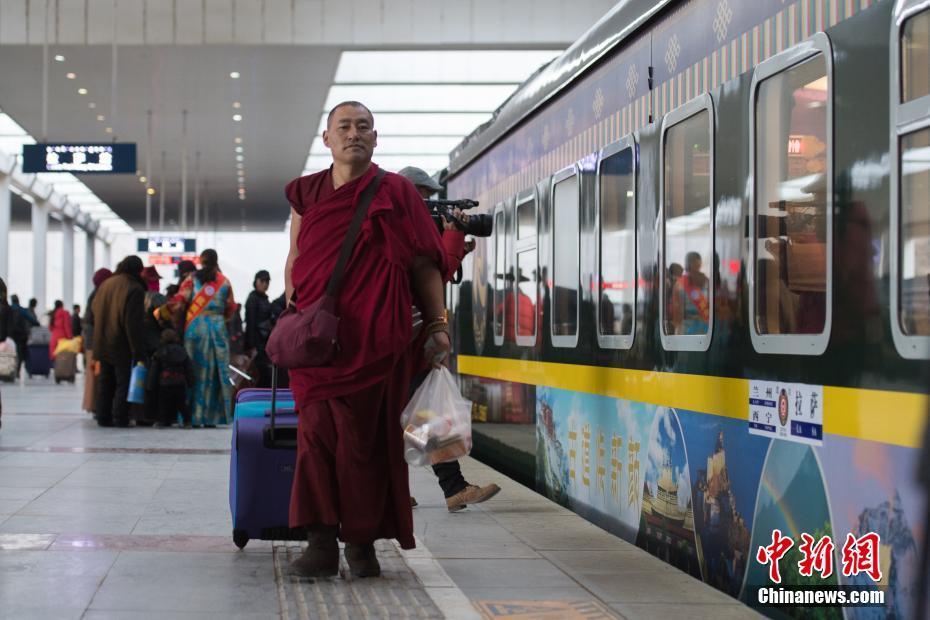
[443,0,929,615]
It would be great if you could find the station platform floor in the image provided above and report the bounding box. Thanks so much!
[0,378,760,620]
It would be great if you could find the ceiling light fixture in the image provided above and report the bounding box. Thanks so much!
[236,155,243,162]
[230,71,240,79]
[66,72,76,79]
[236,163,243,169]
[235,146,243,153]
[234,137,242,144]
[78,88,88,95]
[233,101,241,109]
[147,188,156,196]
[139,176,147,183]
[88,102,96,109]
[232,114,242,122]
[97,114,105,121]
[54,54,65,62]
[105,127,112,133]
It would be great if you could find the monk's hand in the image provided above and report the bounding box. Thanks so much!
[424,330,451,368]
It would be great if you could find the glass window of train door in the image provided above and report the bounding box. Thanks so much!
[596,135,637,350]
[893,2,930,358]
[750,33,833,356]
[492,203,506,346]
[514,188,538,347]
[551,165,580,348]
[660,94,714,352]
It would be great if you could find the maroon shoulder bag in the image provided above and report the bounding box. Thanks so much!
[266,169,386,369]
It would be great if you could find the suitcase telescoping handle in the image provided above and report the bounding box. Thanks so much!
[270,364,278,443]
[263,365,298,450]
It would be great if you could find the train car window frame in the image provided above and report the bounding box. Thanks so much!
[659,93,715,353]
[749,32,833,356]
[491,201,508,347]
[892,0,930,359]
[514,187,539,347]
[550,164,581,348]
[595,135,637,350]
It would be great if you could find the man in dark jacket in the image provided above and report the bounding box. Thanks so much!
[8,295,30,376]
[91,256,147,427]
[71,305,82,338]
[244,270,273,388]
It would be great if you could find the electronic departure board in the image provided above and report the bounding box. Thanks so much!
[137,237,197,254]
[22,143,137,173]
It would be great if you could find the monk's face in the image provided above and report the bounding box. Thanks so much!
[323,105,377,166]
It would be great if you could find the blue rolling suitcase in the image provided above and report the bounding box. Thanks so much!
[229,369,303,549]
[25,344,51,377]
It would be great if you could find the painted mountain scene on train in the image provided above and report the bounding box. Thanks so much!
[636,408,702,579]
[818,437,924,620]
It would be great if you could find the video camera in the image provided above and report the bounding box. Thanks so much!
[426,198,493,237]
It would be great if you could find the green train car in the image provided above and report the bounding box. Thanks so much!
[444,0,929,615]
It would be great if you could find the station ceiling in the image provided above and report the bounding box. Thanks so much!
[0,0,614,233]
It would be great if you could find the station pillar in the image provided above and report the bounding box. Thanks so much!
[84,232,95,299]
[31,200,48,313]
[62,218,74,307]
[0,173,9,283]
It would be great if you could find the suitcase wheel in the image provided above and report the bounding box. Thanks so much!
[233,529,249,549]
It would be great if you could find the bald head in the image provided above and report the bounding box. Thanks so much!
[326,101,374,129]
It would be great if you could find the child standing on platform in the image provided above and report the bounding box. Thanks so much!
[147,329,195,428]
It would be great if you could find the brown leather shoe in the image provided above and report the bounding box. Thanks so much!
[445,483,501,512]
[289,525,338,578]
[344,542,381,578]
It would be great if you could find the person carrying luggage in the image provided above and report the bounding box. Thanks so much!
[92,256,147,427]
[397,166,502,512]
[281,101,449,579]
[48,300,73,361]
[147,329,194,428]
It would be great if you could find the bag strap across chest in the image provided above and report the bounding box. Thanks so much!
[324,169,386,299]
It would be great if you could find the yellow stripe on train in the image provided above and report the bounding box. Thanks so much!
[456,355,928,449]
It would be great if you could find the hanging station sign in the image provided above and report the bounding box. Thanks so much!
[22,143,137,173]
[137,236,197,254]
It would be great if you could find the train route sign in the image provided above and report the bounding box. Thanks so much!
[748,380,823,446]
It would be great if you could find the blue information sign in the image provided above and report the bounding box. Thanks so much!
[22,143,137,174]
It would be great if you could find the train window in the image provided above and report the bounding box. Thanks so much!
[902,9,930,103]
[893,4,930,357]
[596,136,636,349]
[514,189,538,347]
[660,93,714,352]
[551,166,580,347]
[492,203,506,346]
[516,196,536,240]
[750,32,832,355]
[899,128,930,336]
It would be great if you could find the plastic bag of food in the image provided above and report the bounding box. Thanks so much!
[400,366,472,466]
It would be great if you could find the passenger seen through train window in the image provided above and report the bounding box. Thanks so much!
[900,128,930,335]
[663,110,712,336]
[754,55,828,335]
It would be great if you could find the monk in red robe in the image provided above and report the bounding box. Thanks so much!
[284,101,450,579]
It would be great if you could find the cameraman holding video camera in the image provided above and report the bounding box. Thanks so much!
[398,166,502,512]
